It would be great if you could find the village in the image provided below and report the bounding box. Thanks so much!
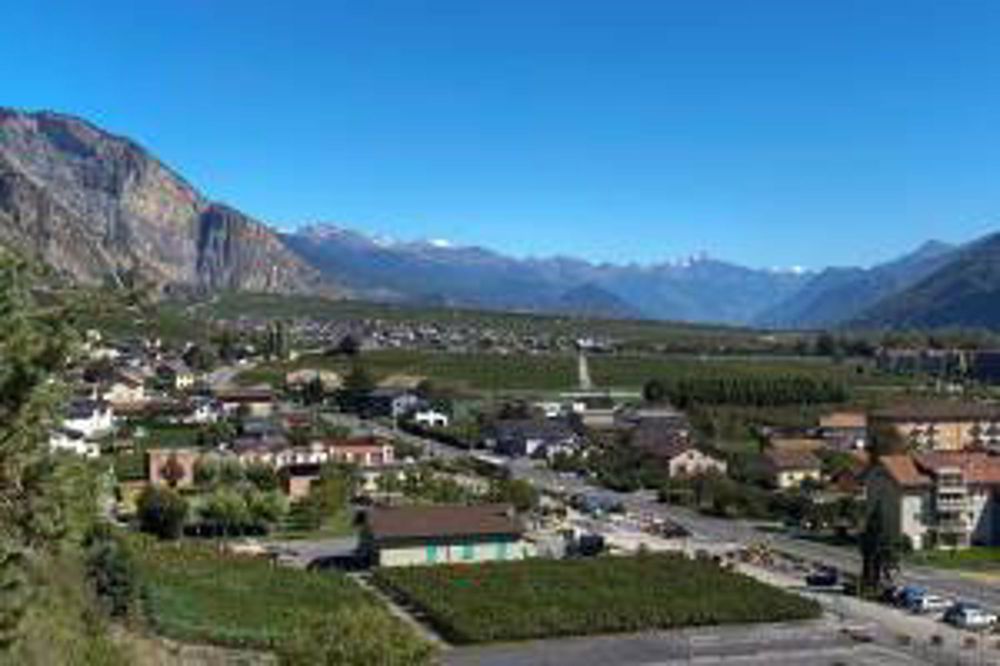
[42,310,1000,665]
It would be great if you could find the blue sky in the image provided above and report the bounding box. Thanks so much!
[4,1,1000,269]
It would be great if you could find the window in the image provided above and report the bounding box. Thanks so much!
[462,543,475,561]
[495,540,509,560]
[426,545,438,563]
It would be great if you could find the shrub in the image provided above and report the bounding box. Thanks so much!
[136,486,188,540]
[83,525,136,619]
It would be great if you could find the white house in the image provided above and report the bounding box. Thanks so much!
[413,409,450,428]
[64,400,114,439]
[49,428,99,458]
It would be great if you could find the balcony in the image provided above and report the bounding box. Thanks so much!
[934,514,970,533]
[936,496,968,511]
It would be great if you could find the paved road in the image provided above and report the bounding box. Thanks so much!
[264,536,358,568]
[444,620,927,666]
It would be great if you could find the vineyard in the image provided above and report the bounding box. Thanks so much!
[655,365,849,407]
[374,554,820,644]
[129,538,387,649]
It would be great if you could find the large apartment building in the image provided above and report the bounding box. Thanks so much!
[871,403,1000,452]
[866,452,1000,550]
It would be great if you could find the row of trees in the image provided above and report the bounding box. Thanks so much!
[645,373,847,408]
[137,461,358,540]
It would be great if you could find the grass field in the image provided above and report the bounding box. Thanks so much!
[907,547,1000,572]
[130,538,388,649]
[237,348,912,396]
[374,554,821,644]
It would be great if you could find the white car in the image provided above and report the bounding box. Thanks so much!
[944,604,998,630]
[909,594,952,614]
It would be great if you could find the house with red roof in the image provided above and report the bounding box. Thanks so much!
[866,452,1000,550]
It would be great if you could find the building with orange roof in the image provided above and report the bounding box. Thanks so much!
[866,451,1000,550]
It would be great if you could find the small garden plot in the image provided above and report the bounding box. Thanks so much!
[375,554,820,644]
[131,538,386,649]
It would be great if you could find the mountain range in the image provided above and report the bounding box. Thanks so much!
[1,107,998,330]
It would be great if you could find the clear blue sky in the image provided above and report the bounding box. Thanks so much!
[4,1,1000,269]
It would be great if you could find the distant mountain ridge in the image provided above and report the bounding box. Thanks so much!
[282,223,812,324]
[851,233,1000,329]
[756,240,957,329]
[2,107,998,328]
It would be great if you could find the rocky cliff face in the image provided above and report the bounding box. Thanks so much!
[0,108,331,294]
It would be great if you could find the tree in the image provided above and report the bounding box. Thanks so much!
[278,604,436,666]
[814,332,839,357]
[490,478,539,513]
[265,320,291,361]
[199,488,250,536]
[859,501,899,597]
[312,465,354,517]
[245,462,279,492]
[159,453,186,488]
[331,334,360,357]
[869,421,906,461]
[338,364,375,414]
[193,457,220,487]
[0,257,79,648]
[136,485,188,540]
[643,379,667,404]
[301,375,325,406]
[183,344,217,372]
[247,490,288,528]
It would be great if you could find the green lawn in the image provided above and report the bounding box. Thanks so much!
[374,554,820,644]
[908,547,1000,571]
[130,537,388,649]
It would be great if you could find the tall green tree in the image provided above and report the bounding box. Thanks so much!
[859,501,899,596]
[0,257,78,649]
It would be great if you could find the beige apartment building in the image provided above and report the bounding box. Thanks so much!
[871,403,1000,452]
[866,452,1000,550]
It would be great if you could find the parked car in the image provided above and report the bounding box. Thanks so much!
[890,585,927,608]
[805,567,839,587]
[944,603,998,630]
[908,594,952,615]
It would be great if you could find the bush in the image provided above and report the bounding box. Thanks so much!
[83,525,136,618]
[136,486,188,540]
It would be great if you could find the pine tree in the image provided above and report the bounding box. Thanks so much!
[0,257,78,649]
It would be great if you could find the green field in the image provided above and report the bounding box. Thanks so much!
[374,554,821,644]
[907,547,1000,572]
[237,348,909,396]
[131,537,389,649]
